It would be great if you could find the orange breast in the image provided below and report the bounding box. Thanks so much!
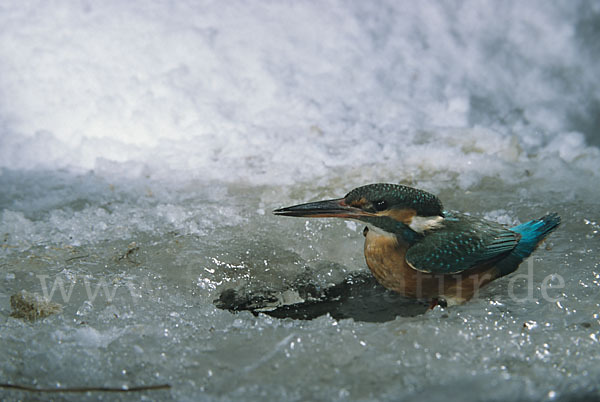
[363,229,499,304]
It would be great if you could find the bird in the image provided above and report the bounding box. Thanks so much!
[273,183,560,307]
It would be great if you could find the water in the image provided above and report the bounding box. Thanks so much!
[1,1,599,401]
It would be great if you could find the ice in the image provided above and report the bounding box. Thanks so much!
[1,1,600,401]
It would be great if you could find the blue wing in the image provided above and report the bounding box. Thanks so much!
[494,213,560,277]
[405,213,520,274]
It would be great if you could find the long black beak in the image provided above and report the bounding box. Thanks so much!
[273,198,368,219]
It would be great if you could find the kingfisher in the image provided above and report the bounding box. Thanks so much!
[273,183,560,307]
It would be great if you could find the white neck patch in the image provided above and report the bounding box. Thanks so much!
[408,215,445,234]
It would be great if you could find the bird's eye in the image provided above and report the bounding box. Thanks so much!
[374,200,388,211]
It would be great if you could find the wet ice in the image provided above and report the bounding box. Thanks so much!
[1,1,600,401]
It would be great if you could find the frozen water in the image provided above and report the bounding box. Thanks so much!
[1,1,599,401]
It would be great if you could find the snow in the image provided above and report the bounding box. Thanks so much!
[1,1,599,401]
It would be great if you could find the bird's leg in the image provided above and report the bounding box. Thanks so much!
[428,298,448,310]
[428,298,438,309]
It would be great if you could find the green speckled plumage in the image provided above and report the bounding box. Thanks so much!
[345,183,443,216]
[405,212,520,274]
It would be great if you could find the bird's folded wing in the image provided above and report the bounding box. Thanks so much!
[405,216,520,274]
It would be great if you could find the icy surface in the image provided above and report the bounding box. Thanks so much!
[1,1,600,401]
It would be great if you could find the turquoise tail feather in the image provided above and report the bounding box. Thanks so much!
[496,213,561,277]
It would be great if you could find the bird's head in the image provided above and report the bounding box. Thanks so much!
[273,183,445,239]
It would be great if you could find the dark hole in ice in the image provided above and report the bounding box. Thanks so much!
[214,271,428,322]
